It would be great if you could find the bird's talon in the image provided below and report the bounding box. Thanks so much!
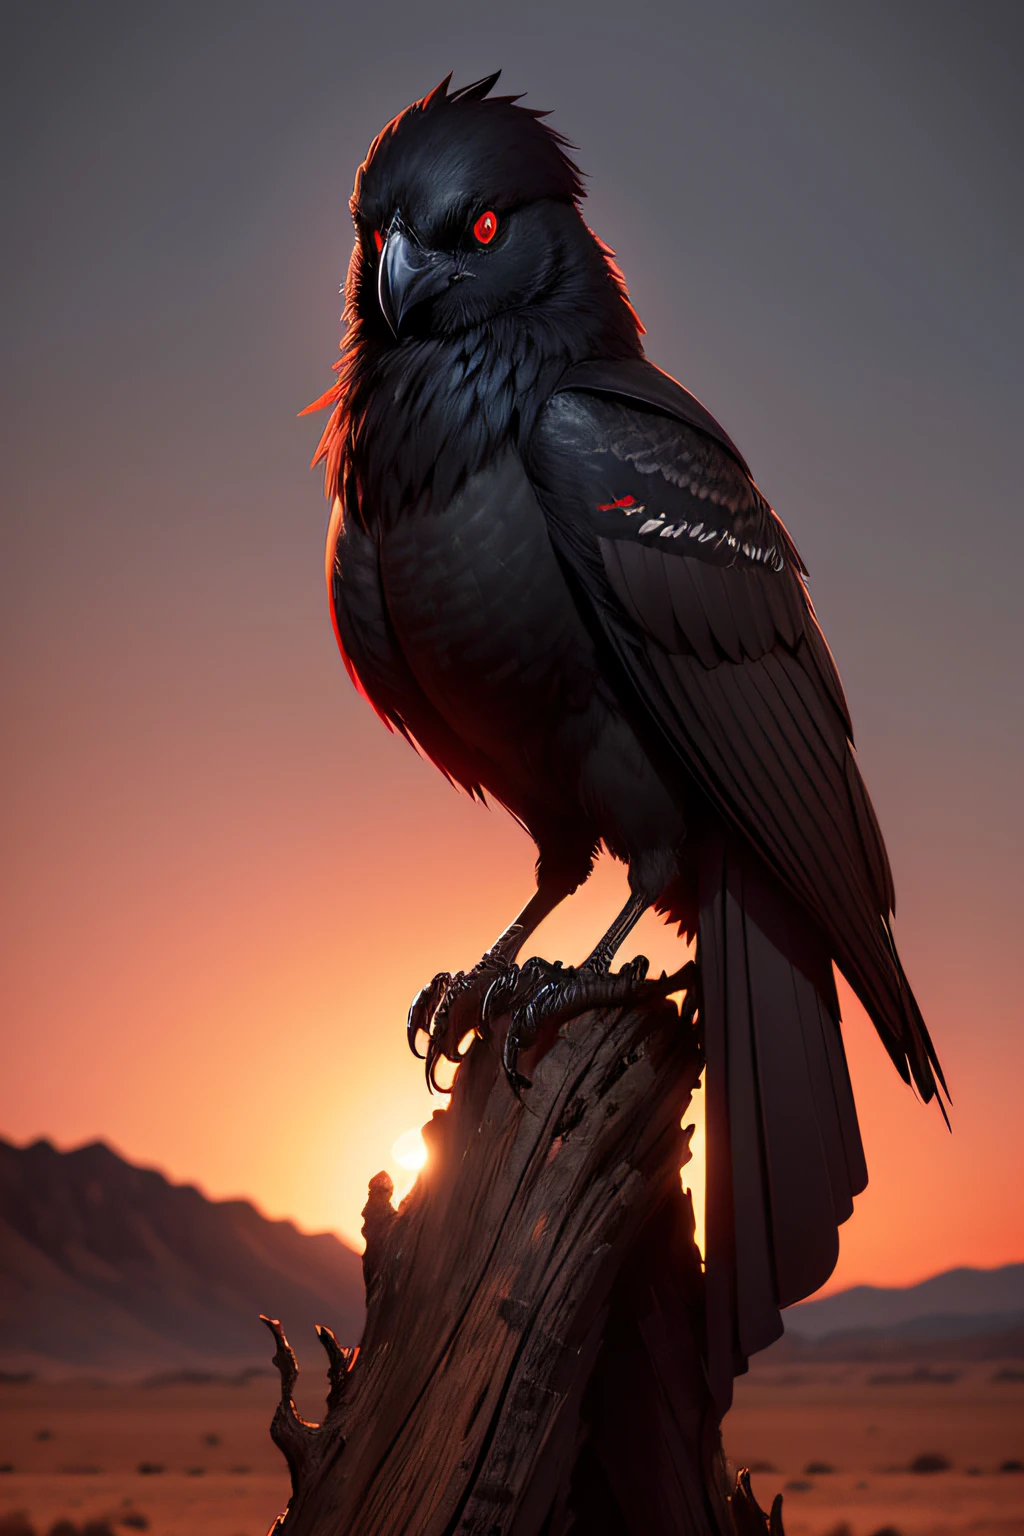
[425,1031,448,1095]
[502,1020,535,1096]
[407,972,451,1058]
[482,964,520,1025]
[492,953,686,1096]
[409,955,524,1087]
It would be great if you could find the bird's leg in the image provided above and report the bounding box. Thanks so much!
[408,880,571,1092]
[495,891,693,1093]
[580,889,650,974]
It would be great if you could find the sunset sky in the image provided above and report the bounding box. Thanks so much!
[3,1,1022,1292]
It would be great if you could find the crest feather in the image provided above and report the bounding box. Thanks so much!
[421,72,453,109]
[448,71,502,103]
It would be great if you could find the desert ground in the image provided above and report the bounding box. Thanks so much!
[0,1360,1021,1535]
[728,1355,1024,1536]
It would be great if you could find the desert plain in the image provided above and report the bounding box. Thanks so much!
[0,1356,1021,1536]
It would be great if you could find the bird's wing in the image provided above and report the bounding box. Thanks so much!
[527,361,944,1102]
[327,497,487,800]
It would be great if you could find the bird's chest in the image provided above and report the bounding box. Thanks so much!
[377,448,597,753]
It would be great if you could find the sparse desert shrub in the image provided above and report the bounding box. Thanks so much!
[909,1453,951,1474]
[81,1522,114,1536]
[135,1463,163,1476]
[1000,1459,1024,1473]
[823,1522,852,1536]
[47,1522,78,1536]
[118,1516,149,1531]
[868,1367,958,1386]
[0,1514,35,1536]
[806,1461,836,1475]
[201,1432,220,1446]
[784,1479,813,1492]
[746,1460,777,1473]
[868,1527,903,1536]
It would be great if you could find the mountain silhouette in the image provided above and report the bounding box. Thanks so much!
[785,1263,1024,1341]
[4,1134,1018,1377]
[0,1137,364,1377]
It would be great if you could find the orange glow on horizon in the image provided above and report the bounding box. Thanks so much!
[6,817,1021,1296]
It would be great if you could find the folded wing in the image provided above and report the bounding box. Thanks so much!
[526,361,945,1105]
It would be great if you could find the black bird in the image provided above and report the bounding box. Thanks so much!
[307,74,947,1404]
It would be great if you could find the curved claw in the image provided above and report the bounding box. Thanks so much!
[512,984,555,1051]
[501,1014,533,1099]
[482,963,520,1025]
[427,983,459,1041]
[425,1027,449,1096]
[407,972,451,1060]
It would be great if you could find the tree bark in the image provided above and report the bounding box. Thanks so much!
[261,993,783,1536]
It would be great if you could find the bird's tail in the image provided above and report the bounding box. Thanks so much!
[855,916,949,1119]
[698,838,867,1413]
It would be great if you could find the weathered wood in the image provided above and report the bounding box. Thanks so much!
[262,993,779,1534]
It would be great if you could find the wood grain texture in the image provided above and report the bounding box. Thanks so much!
[262,995,769,1535]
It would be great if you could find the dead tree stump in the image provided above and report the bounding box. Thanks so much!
[261,994,783,1535]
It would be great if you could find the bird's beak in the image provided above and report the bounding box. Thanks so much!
[378,228,456,337]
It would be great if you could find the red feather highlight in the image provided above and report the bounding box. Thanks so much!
[301,362,348,500]
[323,495,394,731]
[591,230,646,336]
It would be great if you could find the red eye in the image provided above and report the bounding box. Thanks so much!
[373,229,383,254]
[473,210,498,245]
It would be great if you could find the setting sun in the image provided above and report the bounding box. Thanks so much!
[391,1126,428,1172]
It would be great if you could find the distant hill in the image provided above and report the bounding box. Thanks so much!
[779,1263,1024,1361]
[785,1264,1024,1338]
[4,1136,1019,1379]
[0,1137,365,1378]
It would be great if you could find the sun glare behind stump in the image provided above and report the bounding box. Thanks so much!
[392,1127,428,1172]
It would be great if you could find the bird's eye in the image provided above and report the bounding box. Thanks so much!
[472,210,499,246]
[373,229,384,255]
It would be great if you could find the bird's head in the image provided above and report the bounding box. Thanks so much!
[343,73,643,350]
[305,75,644,503]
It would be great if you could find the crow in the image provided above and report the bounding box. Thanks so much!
[306,73,947,1402]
